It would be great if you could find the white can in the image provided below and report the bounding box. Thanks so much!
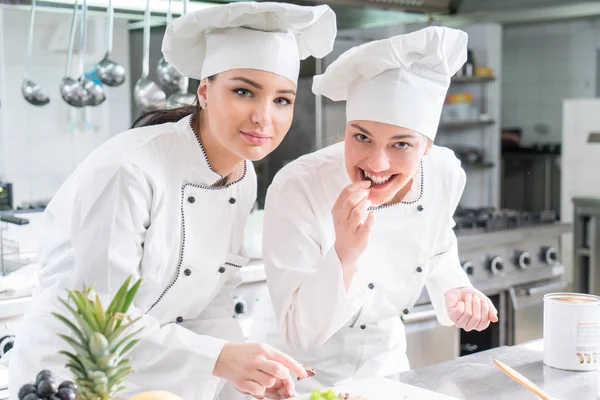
[543,292,600,371]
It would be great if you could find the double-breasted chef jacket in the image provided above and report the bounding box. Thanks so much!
[9,115,256,400]
[263,142,473,391]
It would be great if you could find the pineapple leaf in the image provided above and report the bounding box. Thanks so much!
[58,297,95,338]
[65,362,87,379]
[94,294,107,331]
[104,357,130,376]
[57,334,93,360]
[106,316,141,343]
[121,278,142,313]
[118,338,141,358]
[107,276,132,315]
[108,366,132,387]
[59,350,87,373]
[52,312,87,343]
[70,291,102,332]
[111,327,143,354]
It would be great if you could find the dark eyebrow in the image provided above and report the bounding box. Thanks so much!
[351,123,371,136]
[230,77,262,89]
[277,89,296,96]
[230,77,296,96]
[351,123,417,141]
[390,134,417,141]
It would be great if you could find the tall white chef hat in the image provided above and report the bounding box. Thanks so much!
[312,26,467,141]
[162,1,337,85]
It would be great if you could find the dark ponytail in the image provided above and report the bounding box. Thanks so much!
[130,75,216,129]
[131,100,199,129]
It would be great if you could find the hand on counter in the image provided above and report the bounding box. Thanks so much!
[213,343,308,399]
[445,287,499,331]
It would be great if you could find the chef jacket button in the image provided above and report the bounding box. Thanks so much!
[218,266,226,273]
[360,324,367,330]
[403,309,409,315]
[176,316,183,324]
[229,197,236,204]
[417,205,424,212]
[184,268,192,276]
[187,196,196,204]
[416,266,423,273]
[368,283,375,290]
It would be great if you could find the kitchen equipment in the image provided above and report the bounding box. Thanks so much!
[95,0,126,87]
[60,0,91,108]
[156,0,185,92]
[442,92,473,122]
[507,279,569,346]
[572,197,600,295]
[493,359,553,400]
[79,0,105,106]
[403,303,459,369]
[134,0,166,112]
[543,292,600,371]
[296,377,460,400]
[0,183,12,211]
[21,0,50,107]
[165,0,195,108]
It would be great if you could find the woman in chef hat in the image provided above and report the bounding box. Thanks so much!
[8,2,336,400]
[262,26,499,392]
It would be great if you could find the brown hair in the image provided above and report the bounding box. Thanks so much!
[130,75,216,129]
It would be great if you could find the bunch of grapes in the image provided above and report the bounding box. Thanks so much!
[17,370,77,400]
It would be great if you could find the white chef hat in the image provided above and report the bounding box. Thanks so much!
[161,1,336,85]
[312,26,467,141]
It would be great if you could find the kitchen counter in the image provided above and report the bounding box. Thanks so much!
[398,340,600,399]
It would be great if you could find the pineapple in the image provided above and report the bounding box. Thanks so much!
[52,276,143,400]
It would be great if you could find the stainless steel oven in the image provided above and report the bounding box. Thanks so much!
[507,278,569,345]
[404,303,460,369]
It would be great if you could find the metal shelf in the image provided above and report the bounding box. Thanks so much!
[439,119,495,130]
[451,76,496,84]
[463,162,495,170]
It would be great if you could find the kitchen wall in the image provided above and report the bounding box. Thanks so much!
[502,19,600,145]
[0,8,132,208]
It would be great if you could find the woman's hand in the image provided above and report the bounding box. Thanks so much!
[213,343,307,399]
[332,181,375,275]
[445,287,499,331]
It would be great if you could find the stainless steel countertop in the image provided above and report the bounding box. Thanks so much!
[398,340,600,399]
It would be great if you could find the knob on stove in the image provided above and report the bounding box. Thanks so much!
[514,251,532,269]
[461,261,475,276]
[0,335,14,357]
[541,246,558,265]
[487,256,504,274]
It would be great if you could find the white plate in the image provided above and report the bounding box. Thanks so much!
[294,377,460,400]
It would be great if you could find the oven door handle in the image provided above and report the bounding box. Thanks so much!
[402,309,437,324]
[526,281,566,296]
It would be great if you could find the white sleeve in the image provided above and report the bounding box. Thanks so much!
[425,166,473,327]
[69,162,226,398]
[263,177,367,353]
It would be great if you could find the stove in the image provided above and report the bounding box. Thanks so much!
[453,207,557,233]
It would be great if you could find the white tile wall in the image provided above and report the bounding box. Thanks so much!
[502,19,598,145]
[0,8,132,207]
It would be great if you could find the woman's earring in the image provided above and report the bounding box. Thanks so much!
[200,100,207,109]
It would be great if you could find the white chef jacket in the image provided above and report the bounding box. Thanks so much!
[8,115,256,400]
[263,142,472,391]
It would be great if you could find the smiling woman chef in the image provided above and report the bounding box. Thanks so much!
[8,2,337,400]
[262,26,499,392]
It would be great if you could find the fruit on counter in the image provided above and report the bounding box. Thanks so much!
[17,370,77,400]
[52,276,143,400]
[298,365,316,381]
[310,389,367,400]
[126,390,184,400]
